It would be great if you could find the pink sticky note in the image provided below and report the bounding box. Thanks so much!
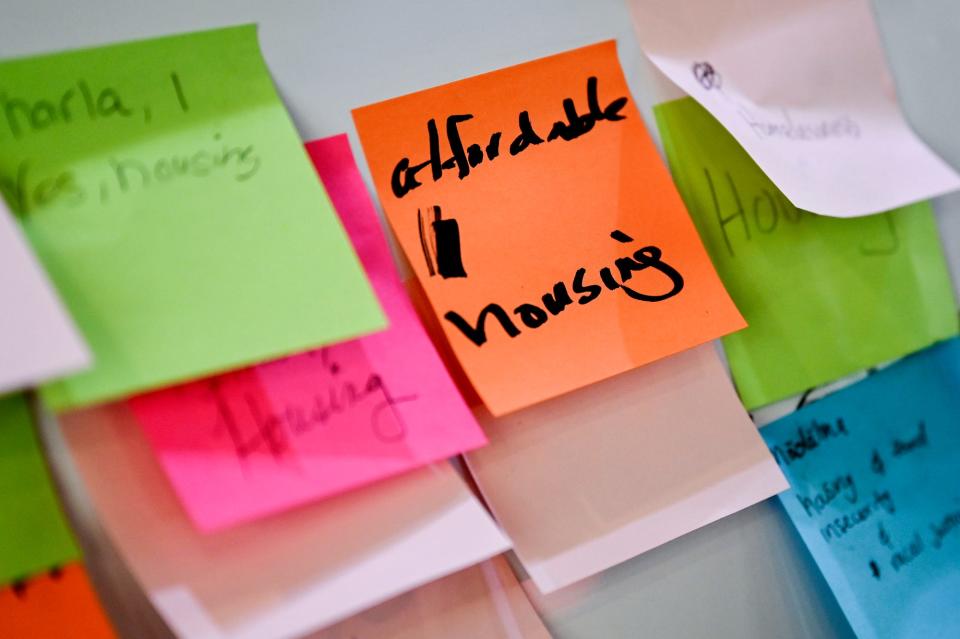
[129,134,488,532]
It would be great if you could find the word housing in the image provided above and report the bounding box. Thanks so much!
[206,351,416,469]
[445,230,685,347]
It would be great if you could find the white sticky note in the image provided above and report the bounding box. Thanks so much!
[61,403,511,638]
[0,200,89,393]
[629,0,960,217]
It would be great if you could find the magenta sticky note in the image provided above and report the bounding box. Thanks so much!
[129,134,488,532]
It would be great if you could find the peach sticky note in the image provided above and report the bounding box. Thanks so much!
[317,556,550,639]
[465,345,787,593]
[128,134,487,533]
[0,563,117,639]
[61,403,510,639]
[353,41,745,415]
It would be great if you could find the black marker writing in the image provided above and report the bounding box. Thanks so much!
[820,490,895,543]
[796,473,858,518]
[889,531,925,572]
[418,205,467,278]
[769,417,849,467]
[9,565,64,600]
[929,510,960,549]
[443,229,684,347]
[870,449,886,475]
[390,76,627,198]
[892,421,927,457]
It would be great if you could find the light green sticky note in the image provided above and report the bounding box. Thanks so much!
[0,26,385,410]
[655,97,958,409]
[0,394,79,583]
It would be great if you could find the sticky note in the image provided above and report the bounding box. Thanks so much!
[129,134,487,532]
[655,97,958,409]
[0,563,116,638]
[353,41,745,415]
[761,337,960,639]
[0,200,88,394]
[61,402,510,638]
[0,25,384,410]
[0,394,79,585]
[463,344,786,593]
[629,0,960,217]
[317,557,550,639]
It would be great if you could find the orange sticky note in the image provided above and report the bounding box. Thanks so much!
[0,563,117,638]
[353,41,745,415]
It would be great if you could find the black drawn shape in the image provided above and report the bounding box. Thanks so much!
[692,62,721,90]
[418,205,468,278]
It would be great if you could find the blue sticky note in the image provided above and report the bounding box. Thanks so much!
[761,337,960,639]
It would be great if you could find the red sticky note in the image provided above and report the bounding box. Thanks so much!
[129,135,487,532]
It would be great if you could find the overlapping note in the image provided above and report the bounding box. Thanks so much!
[761,337,960,639]
[0,201,88,394]
[62,402,510,638]
[0,25,384,410]
[0,394,79,585]
[655,97,958,409]
[130,135,487,532]
[354,41,745,415]
[0,563,116,638]
[630,0,960,217]
[317,557,549,639]
[0,395,114,636]
[465,345,786,593]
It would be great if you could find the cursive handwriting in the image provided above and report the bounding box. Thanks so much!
[892,421,928,457]
[889,531,925,572]
[796,473,858,518]
[930,510,960,549]
[0,73,189,141]
[741,107,860,142]
[443,229,684,347]
[208,352,417,470]
[686,62,861,143]
[390,76,627,198]
[820,489,895,543]
[770,417,849,467]
[1,132,260,217]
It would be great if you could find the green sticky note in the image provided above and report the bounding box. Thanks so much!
[655,97,958,409]
[0,26,385,410]
[0,394,79,583]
